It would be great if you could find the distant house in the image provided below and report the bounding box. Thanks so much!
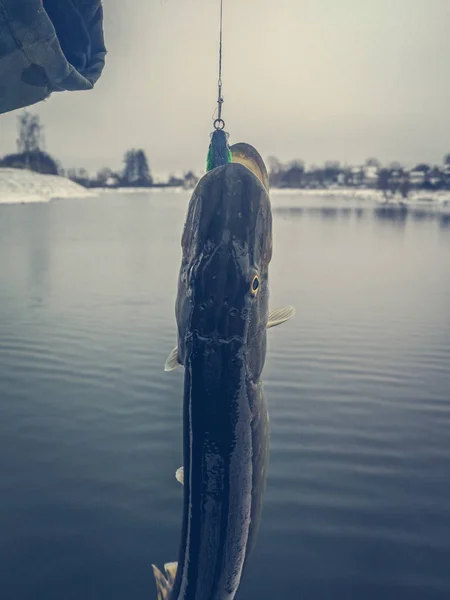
[409,165,427,186]
[408,165,445,190]
[429,167,443,188]
[409,169,424,186]
[337,172,347,186]
[364,165,378,184]
[105,174,121,187]
[351,166,366,187]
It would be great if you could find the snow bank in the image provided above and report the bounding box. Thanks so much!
[272,186,450,204]
[100,186,189,194]
[271,186,450,214]
[0,168,96,205]
[408,190,450,206]
[271,187,381,201]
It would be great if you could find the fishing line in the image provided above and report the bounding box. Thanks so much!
[206,0,232,172]
[214,0,225,130]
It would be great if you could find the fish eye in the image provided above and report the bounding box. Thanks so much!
[250,274,260,296]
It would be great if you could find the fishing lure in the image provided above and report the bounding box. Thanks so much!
[206,128,232,171]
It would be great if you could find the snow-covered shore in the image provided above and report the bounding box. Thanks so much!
[271,186,450,214]
[0,168,96,205]
[272,186,450,204]
[1,168,449,213]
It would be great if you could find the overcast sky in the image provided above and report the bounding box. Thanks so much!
[1,0,450,177]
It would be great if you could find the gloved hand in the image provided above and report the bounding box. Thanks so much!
[0,0,106,115]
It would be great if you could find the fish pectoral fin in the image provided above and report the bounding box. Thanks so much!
[175,466,184,485]
[164,346,182,371]
[267,306,296,329]
[152,562,178,600]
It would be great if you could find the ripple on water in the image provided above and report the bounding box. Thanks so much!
[1,193,450,600]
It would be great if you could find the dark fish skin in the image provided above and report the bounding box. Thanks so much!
[170,163,273,600]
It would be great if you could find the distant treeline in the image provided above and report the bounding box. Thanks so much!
[2,112,450,196]
[0,112,199,190]
[267,157,450,197]
[64,149,199,191]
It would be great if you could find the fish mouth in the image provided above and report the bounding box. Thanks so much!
[181,162,272,266]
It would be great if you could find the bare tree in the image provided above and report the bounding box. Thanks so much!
[267,156,282,174]
[17,111,42,154]
[288,159,305,170]
[365,157,381,168]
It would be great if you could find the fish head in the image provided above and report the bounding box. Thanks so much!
[176,162,272,379]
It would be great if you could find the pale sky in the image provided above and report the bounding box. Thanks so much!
[1,0,450,177]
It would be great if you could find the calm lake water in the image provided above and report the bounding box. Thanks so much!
[1,190,449,600]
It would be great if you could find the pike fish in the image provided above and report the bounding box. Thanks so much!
[153,144,295,600]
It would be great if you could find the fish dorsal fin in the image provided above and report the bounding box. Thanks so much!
[152,562,178,600]
[175,466,184,485]
[164,346,181,372]
[267,306,296,328]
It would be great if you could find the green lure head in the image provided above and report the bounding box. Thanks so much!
[206,129,232,172]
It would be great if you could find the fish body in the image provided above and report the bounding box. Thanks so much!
[154,152,295,600]
[173,337,269,600]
